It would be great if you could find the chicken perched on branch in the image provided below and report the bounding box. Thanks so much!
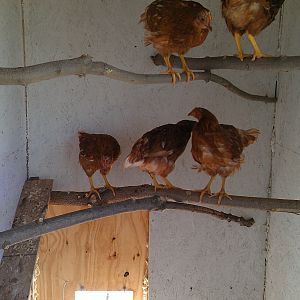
[189,108,259,204]
[140,0,212,84]
[79,132,120,199]
[222,0,285,61]
[124,120,196,190]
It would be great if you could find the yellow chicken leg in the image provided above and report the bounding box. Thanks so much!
[161,176,178,189]
[161,55,181,85]
[247,32,271,61]
[234,32,251,61]
[101,173,116,196]
[179,54,195,82]
[212,176,232,205]
[87,176,101,200]
[197,175,215,202]
[148,173,164,191]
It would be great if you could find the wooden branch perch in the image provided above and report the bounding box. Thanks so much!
[0,55,274,103]
[151,54,300,71]
[51,185,300,213]
[2,181,300,250]
[0,197,254,250]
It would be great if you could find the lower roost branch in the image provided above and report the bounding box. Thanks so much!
[2,184,300,249]
[51,185,300,213]
[0,196,254,250]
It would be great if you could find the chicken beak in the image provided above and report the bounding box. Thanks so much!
[188,108,202,120]
[208,25,212,31]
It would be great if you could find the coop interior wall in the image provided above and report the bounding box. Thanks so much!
[265,2,300,299]
[0,0,299,299]
[0,1,26,261]
[23,1,276,299]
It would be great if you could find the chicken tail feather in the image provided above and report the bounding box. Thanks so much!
[124,156,144,168]
[270,0,285,18]
[239,128,260,147]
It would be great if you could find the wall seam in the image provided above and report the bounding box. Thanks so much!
[21,0,29,179]
[262,5,285,299]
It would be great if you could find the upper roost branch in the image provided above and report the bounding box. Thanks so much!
[0,55,275,103]
[151,54,300,71]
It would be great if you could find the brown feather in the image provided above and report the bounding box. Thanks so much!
[222,0,285,36]
[140,0,212,56]
[189,108,259,178]
[238,128,260,147]
[125,120,195,177]
[78,132,120,177]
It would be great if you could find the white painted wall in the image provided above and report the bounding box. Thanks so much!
[0,2,26,261]
[22,1,277,299]
[1,0,298,299]
[23,0,275,196]
[150,209,267,300]
[265,2,300,299]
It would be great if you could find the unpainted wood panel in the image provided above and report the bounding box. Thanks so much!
[36,205,149,300]
[0,179,53,300]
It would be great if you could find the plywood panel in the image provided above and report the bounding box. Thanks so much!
[36,205,149,300]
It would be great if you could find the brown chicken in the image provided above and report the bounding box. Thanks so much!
[79,132,120,199]
[188,107,259,204]
[140,0,212,84]
[124,120,196,189]
[222,0,285,61]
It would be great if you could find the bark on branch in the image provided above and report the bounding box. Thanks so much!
[51,185,300,213]
[0,197,254,250]
[151,54,300,71]
[0,55,274,103]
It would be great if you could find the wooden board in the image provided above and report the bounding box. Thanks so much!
[0,179,53,300]
[36,204,149,300]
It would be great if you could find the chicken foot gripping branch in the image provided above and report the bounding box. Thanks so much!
[221,0,285,61]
